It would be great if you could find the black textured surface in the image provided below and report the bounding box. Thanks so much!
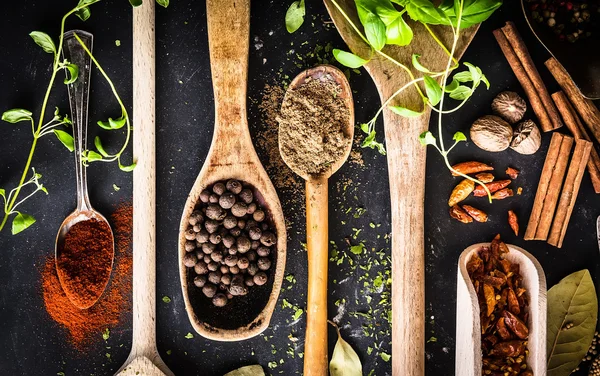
[0,1,599,376]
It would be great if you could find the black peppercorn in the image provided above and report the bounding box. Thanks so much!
[231,202,248,217]
[200,190,211,203]
[223,215,237,229]
[246,202,257,215]
[196,230,209,243]
[253,210,265,222]
[224,255,238,267]
[237,236,251,253]
[189,210,204,226]
[257,246,270,257]
[229,265,240,274]
[194,275,207,288]
[209,193,219,204]
[248,227,262,241]
[247,251,257,262]
[209,233,222,245]
[213,182,226,195]
[260,231,276,246]
[253,272,268,286]
[221,274,232,285]
[206,204,226,221]
[219,192,236,209]
[183,253,197,267]
[210,250,224,263]
[205,220,220,234]
[202,284,217,298]
[212,293,228,307]
[194,261,208,275]
[247,263,259,276]
[222,235,235,248]
[226,180,243,194]
[237,256,250,269]
[207,261,219,272]
[239,188,253,204]
[208,271,222,285]
[258,257,271,271]
[201,242,215,254]
[184,227,196,241]
[185,241,196,252]
[245,275,255,287]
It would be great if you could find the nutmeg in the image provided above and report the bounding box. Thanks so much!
[470,115,513,152]
[491,91,527,124]
[511,120,541,155]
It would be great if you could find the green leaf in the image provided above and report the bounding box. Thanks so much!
[109,117,127,130]
[85,150,104,162]
[444,78,459,93]
[423,76,442,106]
[12,212,36,235]
[418,131,436,146]
[389,104,425,117]
[386,14,413,46]
[453,71,472,83]
[94,136,110,157]
[350,243,364,255]
[362,11,387,50]
[119,161,137,172]
[405,0,447,25]
[285,0,305,34]
[380,352,391,361]
[29,31,56,54]
[547,270,597,376]
[442,0,503,29]
[449,85,472,100]
[361,130,386,155]
[224,365,265,376]
[53,130,75,152]
[0,188,5,199]
[76,7,91,21]
[184,332,194,339]
[2,109,33,124]
[411,54,431,73]
[63,63,79,84]
[480,73,490,89]
[102,328,110,341]
[162,296,171,303]
[355,0,400,26]
[156,0,169,8]
[464,62,482,86]
[129,0,143,6]
[329,324,362,376]
[113,184,120,192]
[97,120,113,130]
[333,49,369,69]
[453,131,467,142]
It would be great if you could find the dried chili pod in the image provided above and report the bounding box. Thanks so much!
[467,253,483,275]
[502,310,529,339]
[506,167,520,179]
[496,317,511,340]
[499,259,512,274]
[451,161,494,176]
[473,180,512,196]
[475,172,495,183]
[450,205,473,223]
[483,283,496,317]
[462,205,488,222]
[449,179,475,207]
[507,288,520,315]
[490,340,526,357]
[508,210,519,236]
[491,188,514,200]
[481,275,505,289]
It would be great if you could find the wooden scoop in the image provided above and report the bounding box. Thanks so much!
[279,65,354,375]
[323,1,480,374]
[177,0,287,341]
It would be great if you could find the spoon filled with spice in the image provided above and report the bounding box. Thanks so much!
[278,64,354,376]
[54,31,114,310]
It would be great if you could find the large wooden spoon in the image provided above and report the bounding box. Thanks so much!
[178,0,287,341]
[279,65,354,375]
[323,1,479,374]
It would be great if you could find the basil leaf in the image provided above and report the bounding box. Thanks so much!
[53,130,74,152]
[443,0,503,29]
[12,212,36,235]
[85,150,104,162]
[480,73,490,89]
[405,0,447,25]
[386,14,413,46]
[389,98,427,117]
[2,109,33,124]
[424,76,442,106]
[108,117,127,130]
[76,7,91,21]
[333,49,369,69]
[119,161,137,172]
[453,131,467,142]
[444,78,459,92]
[453,71,472,83]
[63,63,79,84]
[360,123,370,134]
[464,62,481,86]
[94,136,109,157]
[285,0,305,34]
[411,54,431,73]
[418,131,436,146]
[29,31,56,55]
[97,120,113,130]
[0,189,5,199]
[156,0,169,8]
[547,270,597,376]
[449,85,472,100]
[129,0,143,6]
[363,11,387,50]
[361,130,386,155]
[355,0,399,26]
[329,325,362,376]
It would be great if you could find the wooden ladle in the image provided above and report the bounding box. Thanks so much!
[323,1,480,374]
[279,65,354,375]
[177,0,287,341]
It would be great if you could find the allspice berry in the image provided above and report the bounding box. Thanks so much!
[253,210,265,222]
[245,275,255,287]
[231,202,248,217]
[248,227,262,241]
[199,190,210,203]
[491,91,527,124]
[260,232,276,247]
[246,202,257,215]
[247,251,257,262]
[225,255,239,267]
[511,119,541,155]
[189,210,204,226]
[210,250,224,263]
[209,193,219,204]
[223,216,237,230]
[258,257,271,271]
[206,204,226,221]
[257,246,270,257]
[253,272,268,286]
[226,180,243,194]
[230,227,242,237]
[237,236,251,253]
[184,241,196,252]
[209,233,222,245]
[202,284,217,298]
[194,275,207,288]
[222,235,235,248]
[247,263,259,276]
[221,274,232,285]
[208,271,222,285]
[183,253,198,267]
[184,228,196,241]
[229,265,240,275]
[196,230,209,243]
[237,219,246,229]
[470,115,513,152]
[220,265,230,274]
[205,219,220,234]
[219,192,236,209]
[202,242,216,254]
[194,262,209,275]
[213,182,226,195]
[207,261,219,271]
[212,293,228,307]
[251,241,260,250]
[239,188,253,204]
[237,256,250,269]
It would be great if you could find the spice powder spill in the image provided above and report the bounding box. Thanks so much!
[277,77,351,177]
[41,202,133,349]
[56,218,113,308]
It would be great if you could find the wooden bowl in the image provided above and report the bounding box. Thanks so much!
[456,243,547,376]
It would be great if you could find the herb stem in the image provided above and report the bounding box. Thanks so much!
[423,24,458,67]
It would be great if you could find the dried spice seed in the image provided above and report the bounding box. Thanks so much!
[450,205,473,223]
[508,210,519,236]
[506,167,520,179]
[449,179,475,207]
[451,161,494,176]
[462,205,488,223]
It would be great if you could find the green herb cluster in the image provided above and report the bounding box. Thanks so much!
[330,0,501,192]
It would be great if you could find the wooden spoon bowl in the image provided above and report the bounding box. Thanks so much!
[178,0,286,341]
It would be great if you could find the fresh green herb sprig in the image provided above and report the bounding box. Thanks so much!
[330,0,501,199]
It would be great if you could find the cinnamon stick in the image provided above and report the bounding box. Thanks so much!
[545,57,600,143]
[552,91,600,194]
[548,140,592,248]
[524,133,566,240]
[501,22,563,131]
[493,29,554,132]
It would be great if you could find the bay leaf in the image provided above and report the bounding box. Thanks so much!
[329,323,362,376]
[547,269,598,376]
[223,365,265,376]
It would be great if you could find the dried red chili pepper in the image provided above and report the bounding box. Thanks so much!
[491,188,514,200]
[508,210,519,235]
[462,205,488,222]
[473,180,512,196]
[506,167,520,179]
[451,161,494,176]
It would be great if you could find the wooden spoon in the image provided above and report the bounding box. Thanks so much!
[279,65,354,375]
[177,0,287,341]
[117,3,173,375]
[55,30,115,310]
[323,1,480,374]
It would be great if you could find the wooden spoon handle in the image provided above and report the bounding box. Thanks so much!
[384,109,428,376]
[304,176,330,376]
[206,0,251,152]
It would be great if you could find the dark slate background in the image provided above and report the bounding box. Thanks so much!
[0,0,598,375]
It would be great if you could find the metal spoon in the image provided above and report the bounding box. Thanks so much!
[279,65,354,376]
[54,30,114,310]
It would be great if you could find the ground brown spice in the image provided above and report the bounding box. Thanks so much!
[278,78,351,176]
[41,202,132,349]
